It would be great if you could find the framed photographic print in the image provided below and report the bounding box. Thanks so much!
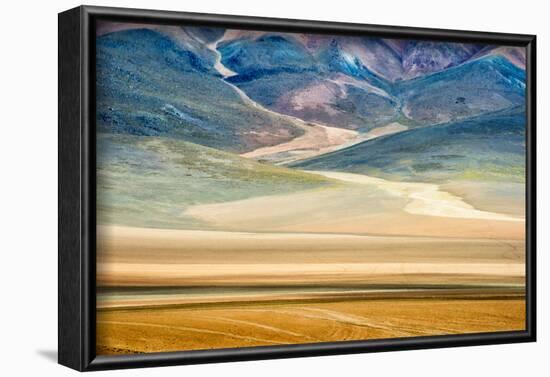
[58,5,536,371]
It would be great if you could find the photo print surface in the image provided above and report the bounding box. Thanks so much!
[95,20,527,355]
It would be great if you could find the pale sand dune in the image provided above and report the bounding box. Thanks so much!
[442,180,525,217]
[184,171,524,239]
[363,122,408,138]
[98,261,524,287]
[241,123,359,163]
[98,226,525,264]
[312,171,523,222]
[241,123,410,164]
[97,225,524,288]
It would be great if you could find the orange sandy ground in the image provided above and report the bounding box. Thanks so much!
[97,298,525,355]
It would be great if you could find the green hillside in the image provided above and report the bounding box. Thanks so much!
[97,134,332,229]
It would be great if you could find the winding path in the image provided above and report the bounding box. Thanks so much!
[204,34,373,164]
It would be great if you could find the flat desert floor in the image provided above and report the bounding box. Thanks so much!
[97,298,525,354]
[96,224,525,355]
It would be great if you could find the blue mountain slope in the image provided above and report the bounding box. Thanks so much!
[96,29,302,153]
[217,33,524,130]
[292,107,525,183]
[316,39,394,93]
[400,41,485,79]
[219,34,400,130]
[97,25,526,149]
[219,35,322,110]
[397,56,525,125]
[219,35,318,77]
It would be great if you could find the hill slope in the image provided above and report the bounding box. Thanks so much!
[219,34,400,131]
[96,28,303,153]
[220,34,524,129]
[97,134,332,229]
[397,56,525,124]
[97,23,525,135]
[291,108,525,183]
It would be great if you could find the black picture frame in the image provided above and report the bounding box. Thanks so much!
[58,5,537,371]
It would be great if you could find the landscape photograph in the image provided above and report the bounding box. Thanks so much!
[94,20,527,355]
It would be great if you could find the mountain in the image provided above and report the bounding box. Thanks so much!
[399,41,485,80]
[291,107,525,183]
[218,32,524,129]
[326,38,485,81]
[219,34,318,76]
[396,55,525,124]
[337,37,404,82]
[96,23,526,143]
[217,31,489,82]
[218,34,323,112]
[270,73,400,131]
[96,28,303,153]
[96,21,219,67]
[219,34,401,130]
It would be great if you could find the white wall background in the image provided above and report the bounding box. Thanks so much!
[0,0,546,375]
